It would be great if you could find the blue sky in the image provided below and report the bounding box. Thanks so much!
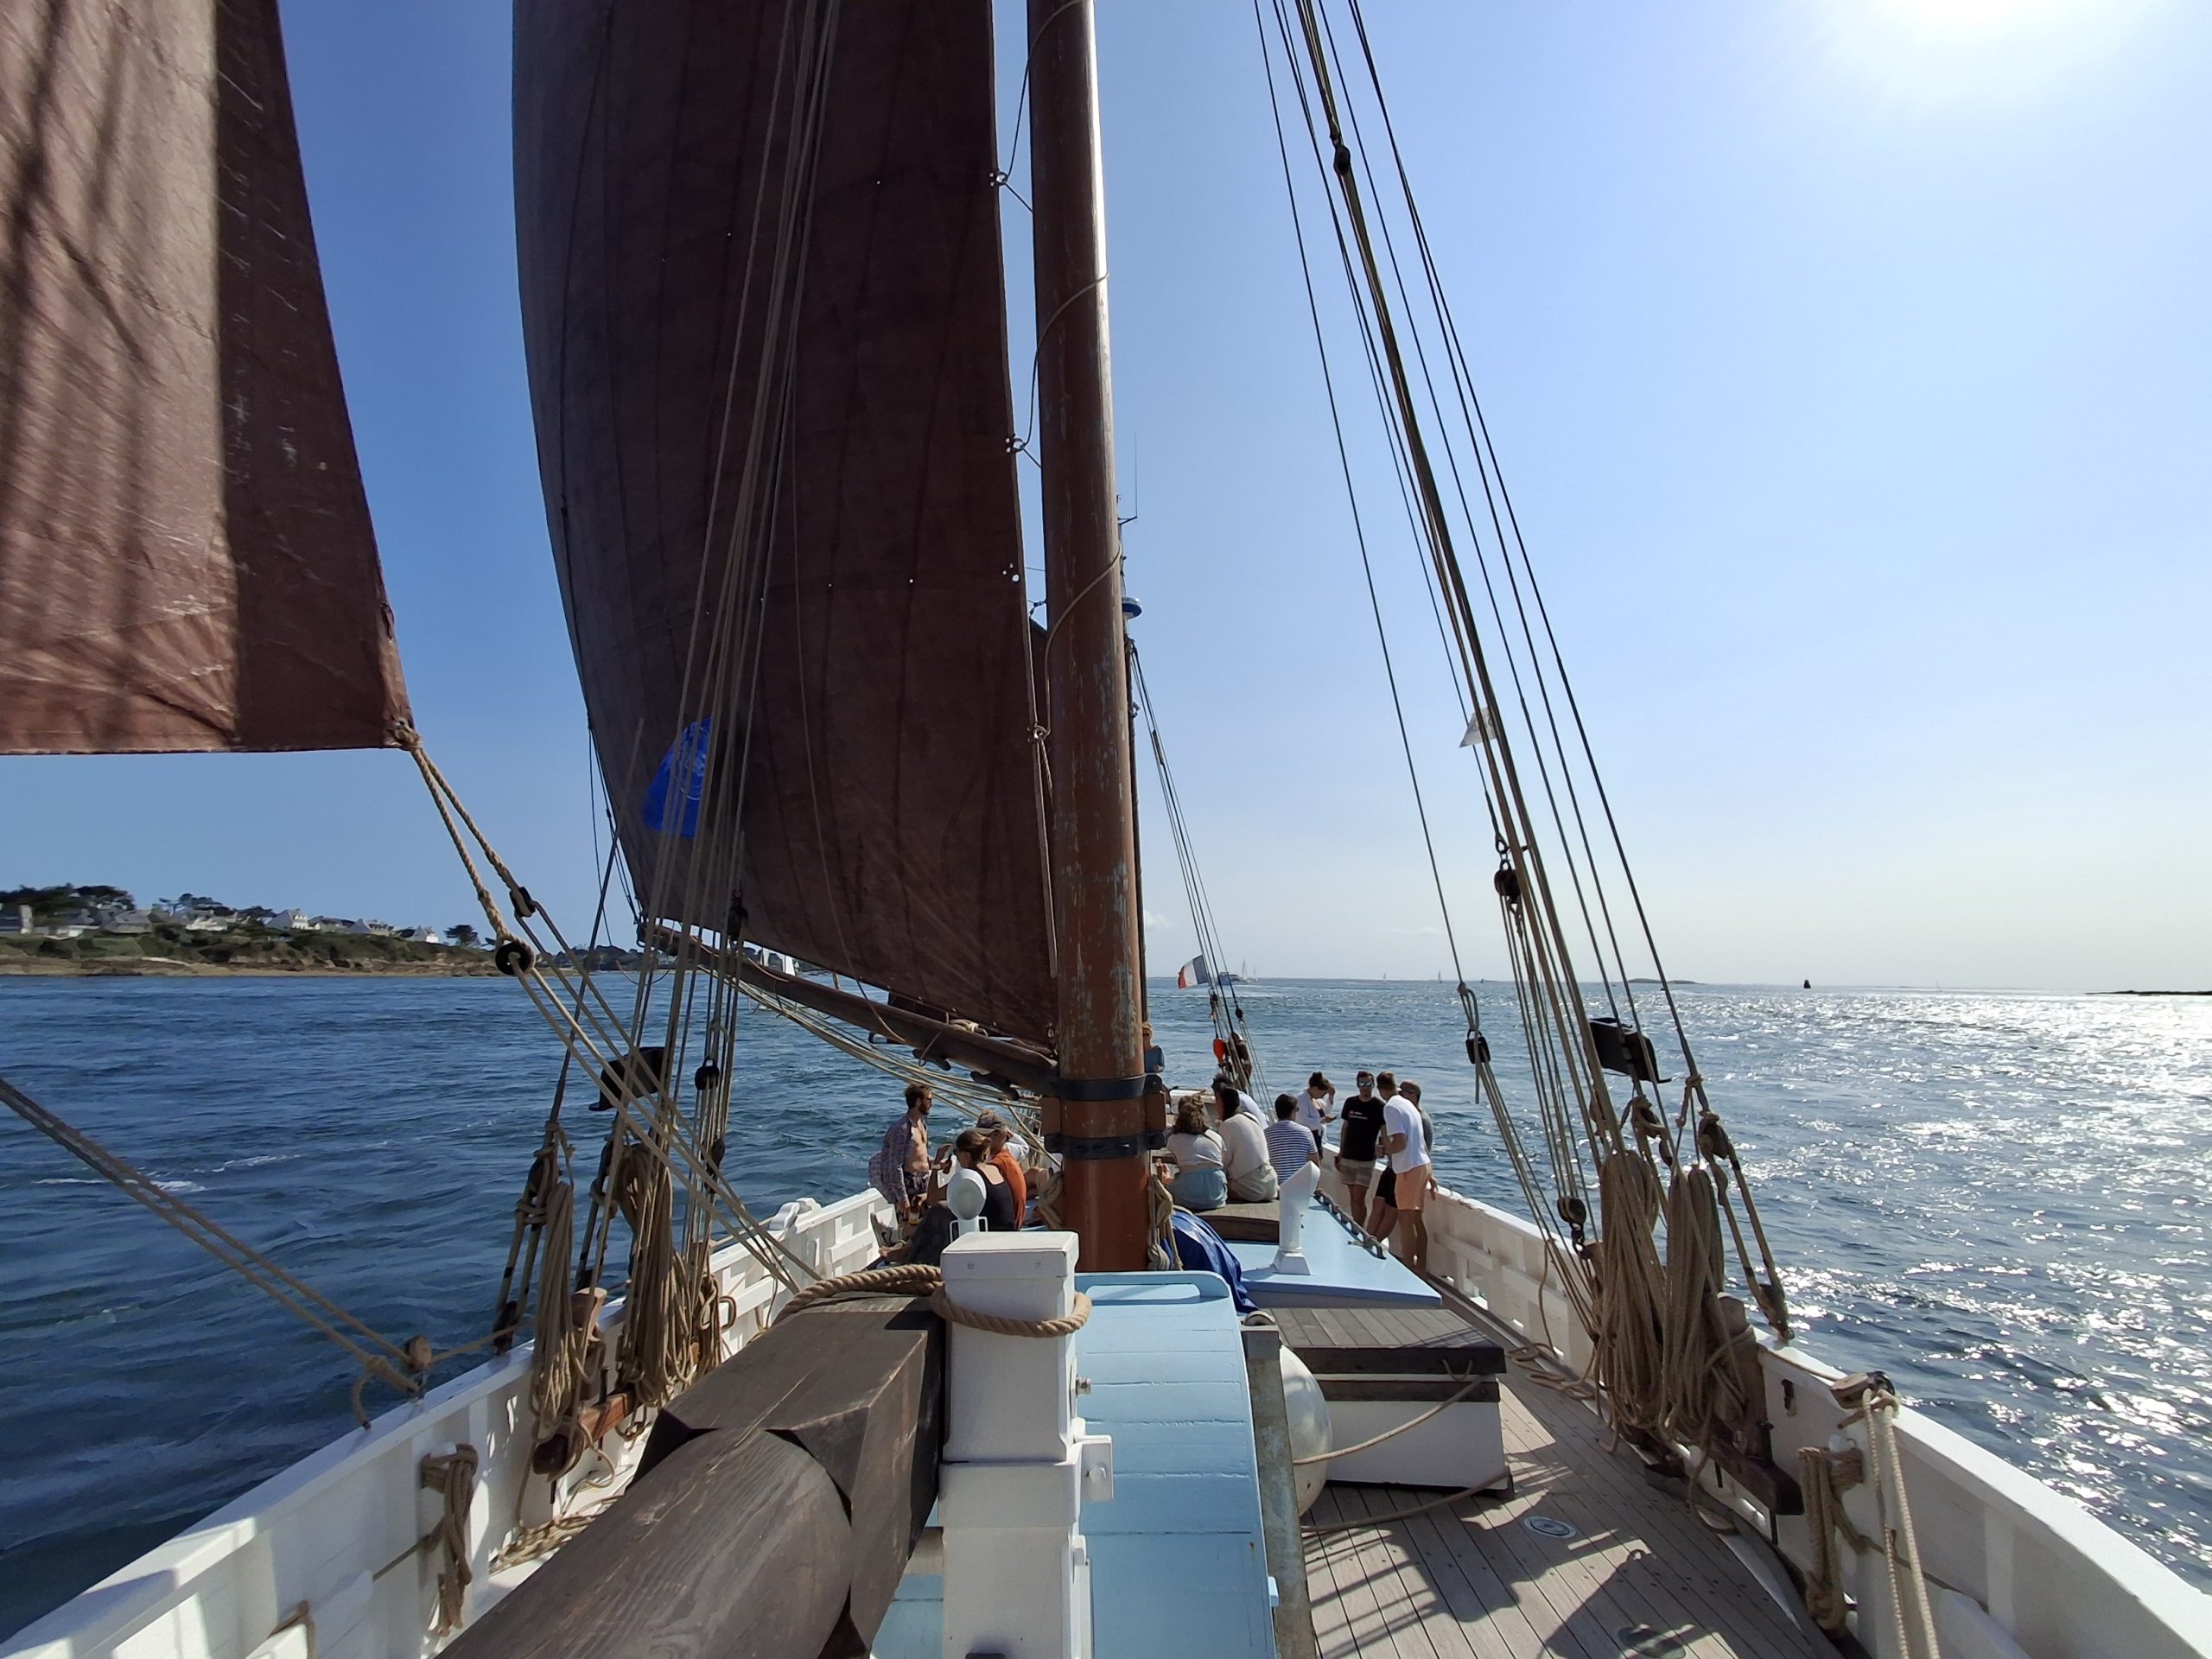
[5,1,2206,988]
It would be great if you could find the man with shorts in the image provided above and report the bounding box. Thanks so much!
[867,1082,934,1231]
[1378,1072,1433,1274]
[1333,1071,1387,1231]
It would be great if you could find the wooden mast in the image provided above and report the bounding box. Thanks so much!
[1028,0,1150,1270]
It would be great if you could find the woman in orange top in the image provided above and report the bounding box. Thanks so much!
[976,1109,1028,1222]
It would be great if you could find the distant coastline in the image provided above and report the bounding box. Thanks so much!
[0,883,512,980]
[0,929,499,978]
[2098,988,2212,997]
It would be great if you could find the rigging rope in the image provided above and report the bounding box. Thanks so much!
[0,1071,489,1421]
[1798,1375,1948,1658]
[419,1445,480,1635]
[1255,7,1800,1517]
[1128,643,1267,1092]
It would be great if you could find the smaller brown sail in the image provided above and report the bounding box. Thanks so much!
[0,0,408,755]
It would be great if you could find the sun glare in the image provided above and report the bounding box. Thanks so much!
[1825,0,2165,105]
[1871,0,2082,39]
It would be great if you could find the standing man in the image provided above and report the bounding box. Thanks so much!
[1400,1078,1437,1166]
[1377,1071,1433,1274]
[868,1081,933,1230]
[1267,1093,1323,1183]
[1333,1071,1388,1232]
[1294,1072,1336,1141]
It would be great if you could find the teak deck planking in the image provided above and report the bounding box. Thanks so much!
[1302,1354,1830,1659]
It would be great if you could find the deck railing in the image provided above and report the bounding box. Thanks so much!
[3,1191,892,1659]
[1398,1173,2212,1659]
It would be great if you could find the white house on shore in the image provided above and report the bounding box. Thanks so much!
[404,926,442,944]
[278,909,318,931]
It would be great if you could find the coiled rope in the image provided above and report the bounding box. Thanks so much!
[1590,1153,1668,1434]
[418,1445,480,1635]
[1798,1374,1946,1658]
[772,1264,1092,1340]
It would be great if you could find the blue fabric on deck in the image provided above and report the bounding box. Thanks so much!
[1170,1210,1258,1314]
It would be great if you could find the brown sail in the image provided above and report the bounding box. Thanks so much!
[0,0,409,754]
[515,0,1057,1045]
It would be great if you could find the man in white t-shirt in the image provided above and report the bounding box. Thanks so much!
[1217,1101,1279,1204]
[1370,1070,1433,1273]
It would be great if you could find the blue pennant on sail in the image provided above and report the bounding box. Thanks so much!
[643,717,712,837]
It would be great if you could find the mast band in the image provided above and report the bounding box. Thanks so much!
[1045,1129,1168,1160]
[1047,1072,1155,1102]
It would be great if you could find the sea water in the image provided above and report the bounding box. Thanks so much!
[1,976,2206,1633]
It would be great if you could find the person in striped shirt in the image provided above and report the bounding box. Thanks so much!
[1266,1092,1323,1184]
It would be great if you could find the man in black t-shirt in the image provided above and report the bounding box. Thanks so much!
[1334,1070,1388,1233]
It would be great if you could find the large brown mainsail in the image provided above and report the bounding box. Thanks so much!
[0,0,408,754]
[515,0,1057,1045]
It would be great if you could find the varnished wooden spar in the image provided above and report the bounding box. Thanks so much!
[648,925,1057,1092]
[1028,0,1153,1272]
[448,1298,943,1659]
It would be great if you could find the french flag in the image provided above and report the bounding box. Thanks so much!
[1176,954,1211,989]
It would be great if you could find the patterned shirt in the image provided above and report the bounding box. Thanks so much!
[868,1112,926,1210]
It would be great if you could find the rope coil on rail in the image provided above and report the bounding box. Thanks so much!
[772,1264,1092,1339]
[419,1445,480,1635]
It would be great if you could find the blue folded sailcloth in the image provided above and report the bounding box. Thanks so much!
[643,717,711,838]
[1170,1210,1258,1314]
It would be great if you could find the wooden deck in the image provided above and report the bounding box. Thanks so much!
[1302,1356,1828,1659]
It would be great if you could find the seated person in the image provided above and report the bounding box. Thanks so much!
[881,1128,1020,1266]
[975,1109,1029,1222]
[1164,1097,1228,1211]
[1212,1073,1263,1123]
[951,1127,1020,1231]
[1217,1093,1279,1204]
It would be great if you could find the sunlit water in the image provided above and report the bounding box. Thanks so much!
[2,976,2206,1632]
